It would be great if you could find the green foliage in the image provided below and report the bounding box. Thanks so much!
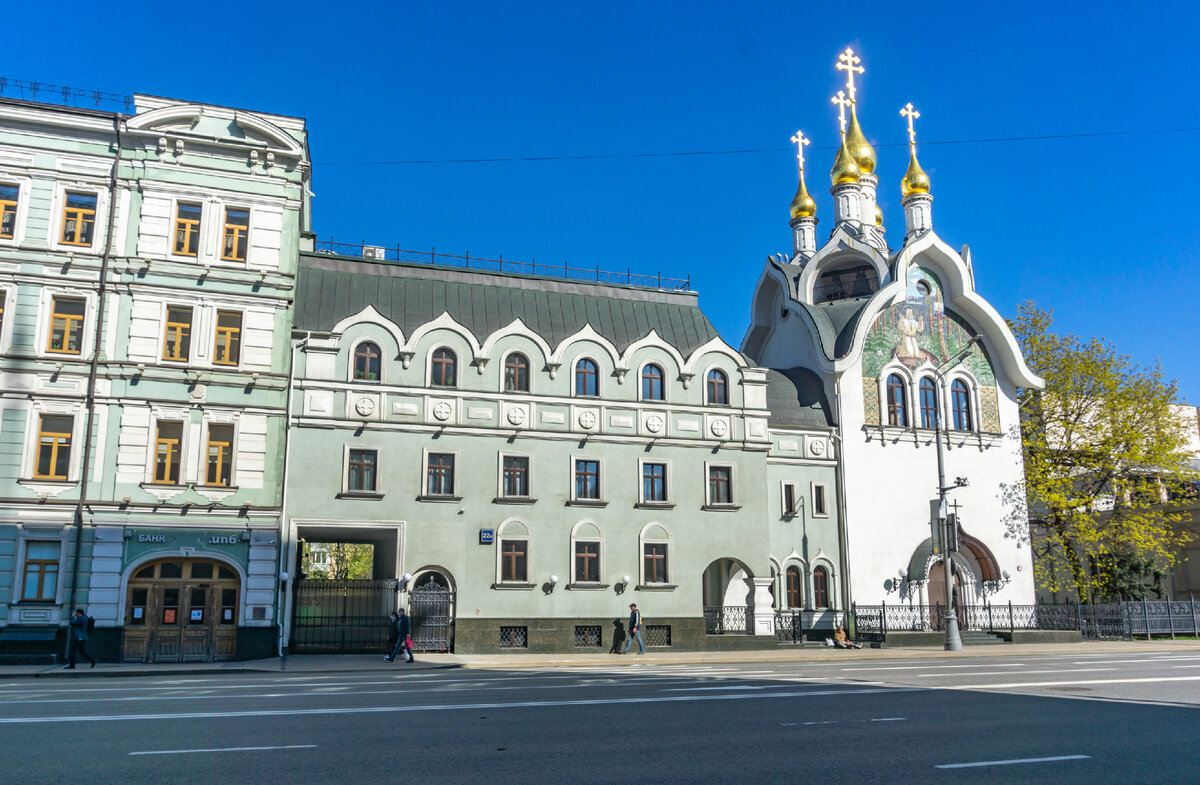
[301,542,375,580]
[1007,302,1196,601]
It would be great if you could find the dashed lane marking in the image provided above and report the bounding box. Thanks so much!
[935,755,1090,769]
[130,744,317,756]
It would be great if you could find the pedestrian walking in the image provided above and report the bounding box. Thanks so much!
[622,603,645,655]
[386,610,400,654]
[66,608,96,669]
[386,608,415,663]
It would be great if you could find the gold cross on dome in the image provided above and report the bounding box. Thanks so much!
[831,91,851,135]
[836,47,865,103]
[900,102,921,151]
[789,130,810,170]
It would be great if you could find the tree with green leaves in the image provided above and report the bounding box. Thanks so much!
[301,542,375,580]
[1006,303,1196,602]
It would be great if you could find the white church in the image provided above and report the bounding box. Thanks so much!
[741,49,1044,620]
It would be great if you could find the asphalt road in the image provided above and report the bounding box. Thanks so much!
[2,651,1197,784]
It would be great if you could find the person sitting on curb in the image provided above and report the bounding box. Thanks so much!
[833,626,862,649]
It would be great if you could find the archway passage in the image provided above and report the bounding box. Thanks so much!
[123,558,240,663]
[701,558,754,634]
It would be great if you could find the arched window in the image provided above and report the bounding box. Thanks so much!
[919,376,938,429]
[886,374,908,427]
[641,363,664,401]
[575,358,598,397]
[812,565,830,608]
[951,379,973,431]
[431,348,456,387]
[353,342,381,381]
[785,566,803,609]
[639,523,671,585]
[497,521,529,585]
[504,352,529,393]
[706,369,729,405]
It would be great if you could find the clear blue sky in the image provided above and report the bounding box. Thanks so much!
[9,1,1200,399]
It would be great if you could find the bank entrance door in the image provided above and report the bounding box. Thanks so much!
[123,559,240,663]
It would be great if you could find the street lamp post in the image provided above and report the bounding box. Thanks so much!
[930,336,981,652]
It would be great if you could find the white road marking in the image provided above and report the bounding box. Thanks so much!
[782,717,906,727]
[945,675,1200,690]
[840,663,1026,671]
[1071,657,1200,665]
[915,668,1117,678]
[130,744,317,756]
[935,754,1090,769]
[0,685,922,724]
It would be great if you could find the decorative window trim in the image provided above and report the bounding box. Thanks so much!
[569,454,605,504]
[638,361,667,402]
[168,197,205,260]
[703,461,736,507]
[15,528,70,605]
[810,562,836,610]
[342,442,382,497]
[947,372,981,433]
[422,447,459,498]
[350,339,384,384]
[49,183,109,255]
[495,518,531,586]
[569,519,605,587]
[426,345,460,389]
[146,409,190,485]
[0,175,33,247]
[218,204,253,264]
[200,418,238,488]
[0,282,17,353]
[784,563,805,610]
[37,287,96,360]
[159,302,195,364]
[703,364,732,406]
[637,457,671,505]
[497,451,533,500]
[503,351,532,394]
[810,482,830,517]
[23,405,84,483]
[571,356,602,398]
[781,481,799,518]
[638,522,672,587]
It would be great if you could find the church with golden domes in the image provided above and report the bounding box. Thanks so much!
[742,48,1044,631]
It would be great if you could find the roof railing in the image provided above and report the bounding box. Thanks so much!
[313,238,692,292]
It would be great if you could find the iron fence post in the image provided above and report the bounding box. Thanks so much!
[1192,594,1198,636]
[1008,600,1013,632]
[1168,597,1176,639]
[882,600,887,638]
[987,601,993,633]
[1075,601,1081,632]
[1142,595,1151,640]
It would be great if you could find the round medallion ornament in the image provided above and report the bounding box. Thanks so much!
[354,397,376,417]
[645,414,664,434]
[506,407,527,426]
[578,410,597,430]
[809,438,826,456]
[710,418,728,437]
[432,401,453,421]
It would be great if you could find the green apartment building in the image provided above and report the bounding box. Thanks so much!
[0,95,309,662]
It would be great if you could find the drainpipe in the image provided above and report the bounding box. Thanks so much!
[830,373,853,613]
[275,333,309,658]
[65,113,124,643]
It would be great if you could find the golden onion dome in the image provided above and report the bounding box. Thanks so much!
[830,136,861,186]
[875,205,884,227]
[789,170,817,219]
[844,106,877,174]
[901,150,931,197]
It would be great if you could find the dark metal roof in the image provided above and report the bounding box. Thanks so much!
[764,367,834,429]
[295,252,722,356]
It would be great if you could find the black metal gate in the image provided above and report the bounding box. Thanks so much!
[410,583,454,652]
[292,579,399,654]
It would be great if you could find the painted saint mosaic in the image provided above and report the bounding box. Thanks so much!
[862,266,1000,432]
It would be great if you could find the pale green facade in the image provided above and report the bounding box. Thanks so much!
[0,95,309,662]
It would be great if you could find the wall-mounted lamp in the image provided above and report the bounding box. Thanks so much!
[983,569,1012,597]
[543,574,559,595]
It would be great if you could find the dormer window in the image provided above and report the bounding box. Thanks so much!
[814,264,878,303]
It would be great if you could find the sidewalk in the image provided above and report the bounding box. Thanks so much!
[3,639,1198,680]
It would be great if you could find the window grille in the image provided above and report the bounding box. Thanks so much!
[499,626,528,648]
[644,625,672,647]
[574,625,602,648]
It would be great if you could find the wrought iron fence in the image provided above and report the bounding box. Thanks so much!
[704,605,752,635]
[851,597,1200,643]
[775,610,805,643]
[291,579,399,654]
[314,239,692,292]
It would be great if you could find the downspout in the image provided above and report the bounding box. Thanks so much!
[831,373,853,613]
[66,113,124,632]
[275,333,309,658]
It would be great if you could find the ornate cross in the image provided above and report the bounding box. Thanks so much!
[789,130,810,170]
[831,91,851,135]
[836,47,865,103]
[900,102,921,151]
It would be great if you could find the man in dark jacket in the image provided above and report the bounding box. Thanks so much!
[622,603,645,655]
[66,608,96,669]
[386,608,414,663]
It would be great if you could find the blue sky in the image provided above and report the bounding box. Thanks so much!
[10,1,1200,399]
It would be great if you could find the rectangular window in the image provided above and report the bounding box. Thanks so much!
[783,483,797,516]
[173,202,202,256]
[35,414,73,480]
[642,462,667,503]
[348,449,378,493]
[60,192,97,247]
[21,541,60,601]
[47,296,86,354]
[213,310,242,366]
[162,305,193,362]
[427,453,455,496]
[0,291,6,337]
[813,484,828,516]
[204,424,234,486]
[221,208,250,261]
[500,540,527,582]
[499,625,528,648]
[0,184,18,239]
[708,466,732,505]
[574,459,600,500]
[502,455,529,497]
[644,543,668,584]
[153,421,184,484]
[574,541,600,583]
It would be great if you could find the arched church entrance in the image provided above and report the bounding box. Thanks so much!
[701,558,754,634]
[123,558,241,663]
[407,570,456,652]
